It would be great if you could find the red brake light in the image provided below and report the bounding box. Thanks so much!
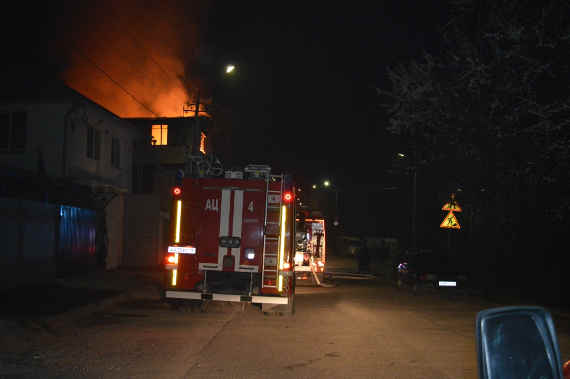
[283,192,293,203]
[173,187,182,196]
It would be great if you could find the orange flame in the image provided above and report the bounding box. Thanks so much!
[56,1,210,118]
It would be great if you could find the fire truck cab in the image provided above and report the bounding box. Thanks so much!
[163,165,296,313]
[295,211,326,284]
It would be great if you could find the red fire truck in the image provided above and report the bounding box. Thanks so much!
[163,165,296,313]
[295,212,326,284]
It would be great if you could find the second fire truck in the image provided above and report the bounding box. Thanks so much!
[295,211,326,284]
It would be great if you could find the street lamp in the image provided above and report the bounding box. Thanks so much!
[312,184,317,189]
[225,64,235,74]
[323,180,330,187]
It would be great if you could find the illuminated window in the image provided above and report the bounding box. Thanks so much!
[151,124,168,146]
[199,132,206,154]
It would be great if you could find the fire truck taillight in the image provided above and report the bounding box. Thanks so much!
[173,187,182,196]
[165,253,179,265]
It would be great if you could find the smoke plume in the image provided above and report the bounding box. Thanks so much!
[54,0,209,117]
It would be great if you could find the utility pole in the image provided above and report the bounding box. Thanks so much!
[193,89,201,155]
[411,165,417,250]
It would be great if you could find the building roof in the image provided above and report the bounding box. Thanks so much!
[0,73,126,122]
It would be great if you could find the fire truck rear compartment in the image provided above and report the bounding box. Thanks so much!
[200,271,260,294]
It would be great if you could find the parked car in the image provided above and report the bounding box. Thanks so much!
[396,251,469,293]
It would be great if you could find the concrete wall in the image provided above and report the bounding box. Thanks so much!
[106,194,125,270]
[124,194,162,267]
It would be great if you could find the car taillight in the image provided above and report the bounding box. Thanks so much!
[173,186,182,196]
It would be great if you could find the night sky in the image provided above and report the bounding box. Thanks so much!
[203,2,449,237]
[204,2,448,178]
[2,1,450,237]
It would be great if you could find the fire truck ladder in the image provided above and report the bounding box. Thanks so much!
[261,174,284,289]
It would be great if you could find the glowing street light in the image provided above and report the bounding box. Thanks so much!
[323,180,330,187]
[312,184,317,189]
[397,152,406,158]
[225,64,236,74]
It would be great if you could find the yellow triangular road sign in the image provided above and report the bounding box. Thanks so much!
[440,211,461,229]
[442,202,462,212]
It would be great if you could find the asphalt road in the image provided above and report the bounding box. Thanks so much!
[2,271,569,378]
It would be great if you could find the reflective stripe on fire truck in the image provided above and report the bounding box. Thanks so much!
[231,189,244,271]
[175,200,182,243]
[165,290,288,304]
[277,204,287,292]
[216,188,232,270]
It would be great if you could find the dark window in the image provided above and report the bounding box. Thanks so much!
[111,137,120,168]
[0,111,27,152]
[87,127,94,158]
[87,126,101,160]
[94,129,101,160]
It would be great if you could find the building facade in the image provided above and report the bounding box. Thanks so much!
[0,82,141,284]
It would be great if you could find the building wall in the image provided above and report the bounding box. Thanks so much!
[1,95,143,276]
[106,194,125,270]
[0,102,68,177]
[65,101,139,191]
[124,194,162,267]
[0,99,140,192]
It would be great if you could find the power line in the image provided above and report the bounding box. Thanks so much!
[126,31,181,85]
[73,48,160,118]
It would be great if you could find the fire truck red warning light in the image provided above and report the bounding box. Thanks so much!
[283,192,293,202]
[173,187,182,196]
